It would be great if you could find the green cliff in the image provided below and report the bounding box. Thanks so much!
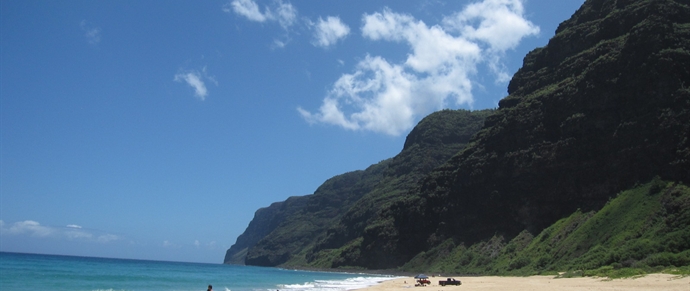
[226,0,690,274]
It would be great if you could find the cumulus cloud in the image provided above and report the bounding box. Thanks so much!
[299,0,539,136]
[443,0,539,52]
[225,0,297,30]
[80,20,101,45]
[0,220,121,243]
[299,55,420,135]
[311,16,351,48]
[443,0,539,80]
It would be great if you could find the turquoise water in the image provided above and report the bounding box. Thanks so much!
[0,252,397,291]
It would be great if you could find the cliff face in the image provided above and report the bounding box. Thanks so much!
[356,0,690,268]
[224,196,308,264]
[226,0,690,270]
[224,109,494,266]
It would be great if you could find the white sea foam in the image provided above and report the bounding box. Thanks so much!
[276,276,402,291]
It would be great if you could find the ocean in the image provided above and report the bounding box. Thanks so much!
[0,252,399,291]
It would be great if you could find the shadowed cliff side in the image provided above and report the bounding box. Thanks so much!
[358,0,690,269]
[224,109,494,266]
[224,196,308,264]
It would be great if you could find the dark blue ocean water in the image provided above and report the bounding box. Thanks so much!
[0,252,398,291]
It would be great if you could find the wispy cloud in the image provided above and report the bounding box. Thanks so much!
[0,220,121,243]
[225,0,267,22]
[1,220,55,237]
[80,20,101,45]
[311,16,350,48]
[299,0,539,136]
[174,67,216,101]
[175,72,207,100]
[224,0,297,30]
[193,239,218,250]
[224,0,298,47]
[97,234,120,243]
[162,240,182,249]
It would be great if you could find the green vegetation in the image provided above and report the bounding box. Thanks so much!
[399,180,690,277]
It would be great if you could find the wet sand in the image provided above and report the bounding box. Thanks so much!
[361,274,690,291]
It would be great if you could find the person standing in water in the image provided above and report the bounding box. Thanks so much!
[207,285,213,291]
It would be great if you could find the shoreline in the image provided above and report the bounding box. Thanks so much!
[358,274,690,291]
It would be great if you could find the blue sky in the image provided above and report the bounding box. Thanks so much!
[1,0,584,264]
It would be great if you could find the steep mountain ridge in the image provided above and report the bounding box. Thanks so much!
[224,195,308,264]
[225,0,690,271]
[224,109,494,266]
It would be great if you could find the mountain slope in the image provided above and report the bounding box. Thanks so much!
[226,0,690,271]
[224,195,308,264]
[357,0,690,269]
[401,179,690,275]
[224,109,494,266]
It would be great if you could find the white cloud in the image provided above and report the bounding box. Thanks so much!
[65,229,93,240]
[272,0,298,30]
[225,0,297,47]
[174,71,208,100]
[311,16,350,48]
[2,220,55,237]
[0,220,121,243]
[273,39,287,48]
[299,0,538,136]
[443,0,539,79]
[225,0,297,30]
[225,0,266,22]
[300,55,418,135]
[80,20,101,45]
[443,0,539,51]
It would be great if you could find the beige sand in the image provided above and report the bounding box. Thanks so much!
[361,274,690,291]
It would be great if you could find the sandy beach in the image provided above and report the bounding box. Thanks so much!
[362,274,690,291]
